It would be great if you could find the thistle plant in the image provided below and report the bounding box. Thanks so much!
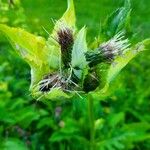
[0,0,150,149]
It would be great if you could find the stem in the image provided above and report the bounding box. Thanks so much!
[88,94,95,150]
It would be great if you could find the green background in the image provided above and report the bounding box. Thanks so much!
[0,0,150,149]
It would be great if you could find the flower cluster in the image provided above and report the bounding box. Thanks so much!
[37,29,130,96]
[0,0,148,100]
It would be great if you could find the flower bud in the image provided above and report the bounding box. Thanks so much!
[85,32,130,67]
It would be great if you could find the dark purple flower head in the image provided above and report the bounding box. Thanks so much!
[99,32,130,61]
[57,27,74,68]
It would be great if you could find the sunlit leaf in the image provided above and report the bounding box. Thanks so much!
[47,0,76,49]
[60,0,76,28]
[0,24,46,65]
[0,24,58,88]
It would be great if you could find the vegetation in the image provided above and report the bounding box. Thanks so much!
[0,0,150,149]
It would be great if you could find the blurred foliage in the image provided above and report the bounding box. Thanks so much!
[0,0,150,150]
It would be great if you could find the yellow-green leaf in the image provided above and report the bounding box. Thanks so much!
[0,24,58,88]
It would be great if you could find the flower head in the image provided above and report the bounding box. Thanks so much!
[99,32,130,61]
[38,73,72,93]
[85,32,130,67]
[57,26,74,68]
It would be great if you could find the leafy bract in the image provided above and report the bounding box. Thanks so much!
[0,0,77,100]
[71,27,88,80]
[60,0,76,29]
[0,24,59,89]
[0,24,46,66]
[96,39,150,95]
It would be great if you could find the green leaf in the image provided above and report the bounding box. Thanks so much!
[108,112,125,128]
[96,122,150,150]
[121,122,150,142]
[0,107,15,124]
[102,0,131,38]
[97,134,126,150]
[0,24,46,66]
[14,106,40,128]
[37,117,54,129]
[48,0,76,44]
[49,118,79,142]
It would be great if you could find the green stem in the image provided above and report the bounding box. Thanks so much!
[88,94,95,150]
